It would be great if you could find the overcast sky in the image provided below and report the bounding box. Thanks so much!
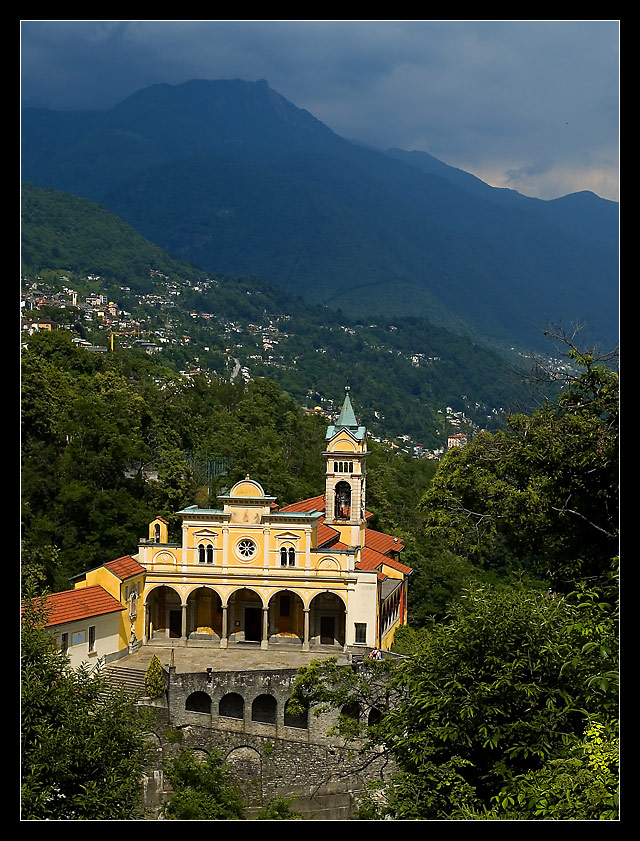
[20,20,620,201]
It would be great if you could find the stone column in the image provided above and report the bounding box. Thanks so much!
[302,607,310,652]
[220,604,228,649]
[261,606,269,650]
[181,602,187,640]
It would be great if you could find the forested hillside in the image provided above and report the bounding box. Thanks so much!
[21,182,538,449]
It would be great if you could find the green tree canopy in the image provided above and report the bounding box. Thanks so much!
[291,570,618,820]
[419,342,618,588]
[21,591,151,819]
[162,750,246,820]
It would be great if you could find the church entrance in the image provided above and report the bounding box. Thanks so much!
[169,609,182,638]
[320,616,335,645]
[310,592,346,648]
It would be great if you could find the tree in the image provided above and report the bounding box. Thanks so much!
[419,340,618,588]
[290,571,618,820]
[162,750,246,820]
[144,655,165,699]
[21,590,151,819]
[470,720,619,820]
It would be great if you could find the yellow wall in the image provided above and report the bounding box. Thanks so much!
[74,567,146,653]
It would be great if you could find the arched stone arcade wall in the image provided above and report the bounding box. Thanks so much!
[169,668,317,743]
[142,669,396,819]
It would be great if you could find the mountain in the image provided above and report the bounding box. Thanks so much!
[21,78,619,352]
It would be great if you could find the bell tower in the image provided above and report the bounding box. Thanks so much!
[324,387,367,546]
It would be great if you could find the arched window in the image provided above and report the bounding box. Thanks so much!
[335,481,351,519]
[198,542,214,564]
[186,692,211,714]
[252,694,277,724]
[219,692,244,719]
[154,523,161,543]
[284,697,308,729]
[280,546,296,566]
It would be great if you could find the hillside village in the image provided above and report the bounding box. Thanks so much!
[23,271,532,459]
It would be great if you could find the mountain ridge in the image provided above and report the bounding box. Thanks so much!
[21,77,618,352]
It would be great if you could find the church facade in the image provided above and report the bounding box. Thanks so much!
[49,390,412,664]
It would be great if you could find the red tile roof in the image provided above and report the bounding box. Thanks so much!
[357,546,389,571]
[279,494,326,513]
[357,545,413,576]
[104,555,146,580]
[38,586,125,627]
[364,529,404,556]
[317,521,341,547]
[378,554,413,576]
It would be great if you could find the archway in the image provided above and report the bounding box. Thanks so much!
[334,480,351,519]
[310,591,346,648]
[225,746,262,803]
[268,590,304,646]
[284,696,308,729]
[227,588,264,644]
[251,694,277,725]
[185,691,212,714]
[146,585,183,640]
[186,587,222,639]
[219,692,244,720]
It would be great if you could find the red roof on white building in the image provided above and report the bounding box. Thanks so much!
[38,586,125,627]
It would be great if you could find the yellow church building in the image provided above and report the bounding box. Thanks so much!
[50,389,412,664]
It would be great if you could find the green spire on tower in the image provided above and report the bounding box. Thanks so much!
[336,386,358,428]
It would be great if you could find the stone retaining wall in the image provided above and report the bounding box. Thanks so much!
[140,666,395,819]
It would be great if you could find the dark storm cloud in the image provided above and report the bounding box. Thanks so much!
[20,20,619,200]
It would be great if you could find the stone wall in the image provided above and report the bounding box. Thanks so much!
[140,666,395,819]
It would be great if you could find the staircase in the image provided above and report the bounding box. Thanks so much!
[103,665,147,698]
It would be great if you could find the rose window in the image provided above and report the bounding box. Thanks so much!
[236,538,258,560]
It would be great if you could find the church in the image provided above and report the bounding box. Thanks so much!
[43,389,412,666]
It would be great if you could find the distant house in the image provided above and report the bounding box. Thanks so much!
[22,318,56,334]
[448,432,468,449]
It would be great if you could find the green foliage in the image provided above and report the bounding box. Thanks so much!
[21,332,328,586]
[21,590,151,819]
[162,750,246,820]
[293,572,618,820]
[420,347,618,587]
[144,655,165,699]
[465,721,619,820]
[254,794,304,820]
